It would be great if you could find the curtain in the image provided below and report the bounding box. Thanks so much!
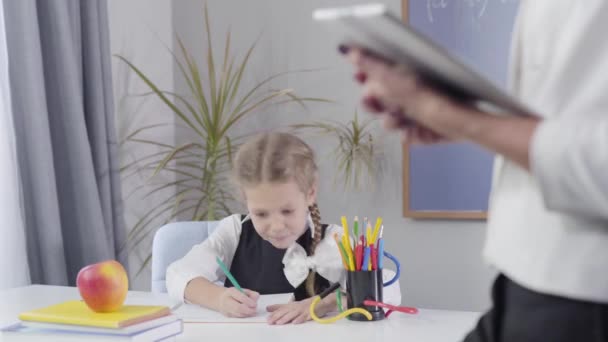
[0,0,30,290]
[2,0,127,286]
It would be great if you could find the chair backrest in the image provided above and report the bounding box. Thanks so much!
[150,221,219,293]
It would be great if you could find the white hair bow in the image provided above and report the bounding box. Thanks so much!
[282,228,346,288]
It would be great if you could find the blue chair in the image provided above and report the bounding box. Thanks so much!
[151,221,219,293]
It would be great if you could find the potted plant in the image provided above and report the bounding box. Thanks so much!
[116,5,326,271]
[292,111,383,192]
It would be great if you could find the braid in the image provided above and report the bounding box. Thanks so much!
[305,203,323,296]
[308,203,323,254]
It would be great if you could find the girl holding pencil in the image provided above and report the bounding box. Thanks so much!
[167,132,400,324]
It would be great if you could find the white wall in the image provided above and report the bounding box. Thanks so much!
[108,0,496,311]
[171,0,496,312]
[108,0,174,290]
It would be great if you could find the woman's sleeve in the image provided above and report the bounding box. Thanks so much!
[531,117,608,220]
[529,2,608,220]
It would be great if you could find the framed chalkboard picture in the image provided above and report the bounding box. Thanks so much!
[401,0,520,219]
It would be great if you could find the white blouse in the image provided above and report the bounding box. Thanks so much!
[485,0,608,303]
[166,214,401,305]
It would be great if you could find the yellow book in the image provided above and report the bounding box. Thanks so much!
[18,300,170,329]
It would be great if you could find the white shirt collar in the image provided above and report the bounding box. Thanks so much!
[241,213,316,238]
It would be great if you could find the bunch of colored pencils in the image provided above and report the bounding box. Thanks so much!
[334,216,385,271]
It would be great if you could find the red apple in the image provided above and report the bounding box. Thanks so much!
[76,260,129,313]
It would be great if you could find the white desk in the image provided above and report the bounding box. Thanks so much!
[0,285,480,341]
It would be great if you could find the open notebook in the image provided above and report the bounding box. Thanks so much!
[173,293,293,323]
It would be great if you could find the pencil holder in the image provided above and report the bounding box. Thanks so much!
[346,269,385,321]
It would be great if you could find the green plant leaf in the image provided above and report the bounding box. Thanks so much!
[152,143,202,177]
[128,201,200,253]
[135,254,152,278]
[114,55,207,138]
[221,89,293,137]
[127,138,175,150]
[117,4,339,277]
[291,111,382,191]
[121,123,170,145]
[142,178,198,199]
[203,4,218,114]
[122,189,198,251]
[176,36,211,125]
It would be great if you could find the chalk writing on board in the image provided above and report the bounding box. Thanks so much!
[426,0,516,23]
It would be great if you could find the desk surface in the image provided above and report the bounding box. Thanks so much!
[0,285,480,342]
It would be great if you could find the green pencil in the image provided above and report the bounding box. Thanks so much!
[216,256,244,293]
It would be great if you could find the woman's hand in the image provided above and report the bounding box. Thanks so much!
[344,46,540,169]
[346,47,473,142]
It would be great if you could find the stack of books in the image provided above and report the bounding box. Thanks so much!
[0,300,183,341]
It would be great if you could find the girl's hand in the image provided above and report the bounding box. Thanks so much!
[218,288,260,318]
[267,297,332,325]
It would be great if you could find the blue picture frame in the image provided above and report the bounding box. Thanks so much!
[401,0,519,219]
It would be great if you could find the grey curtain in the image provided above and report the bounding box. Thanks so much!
[3,0,127,285]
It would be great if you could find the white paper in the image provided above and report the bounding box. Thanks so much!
[173,293,294,323]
